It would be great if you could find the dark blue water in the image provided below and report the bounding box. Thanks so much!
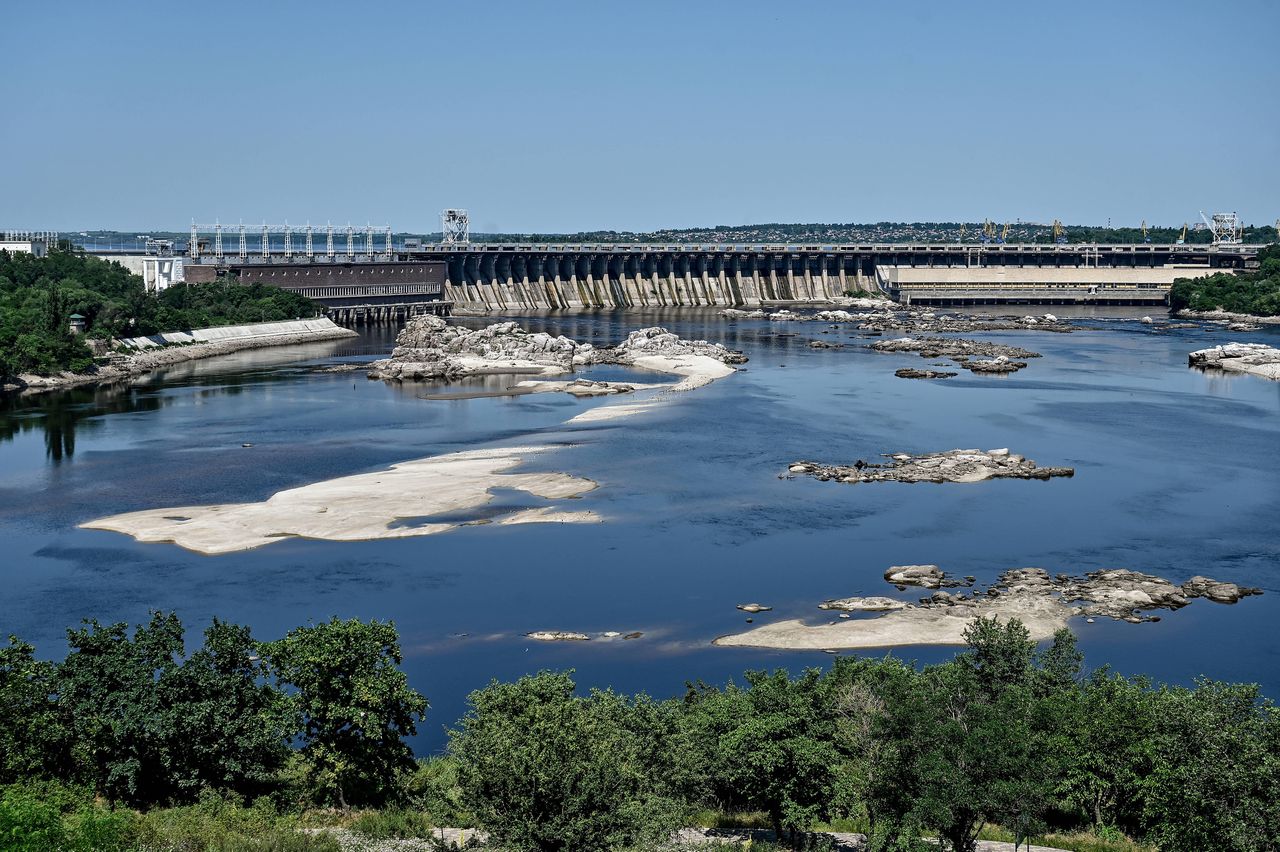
[2,310,1278,751]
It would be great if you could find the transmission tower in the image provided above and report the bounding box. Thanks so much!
[441,209,470,244]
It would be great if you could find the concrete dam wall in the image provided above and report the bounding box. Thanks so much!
[441,251,880,311]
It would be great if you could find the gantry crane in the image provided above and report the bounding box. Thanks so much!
[998,221,1011,244]
[1176,223,1188,245]
[1141,220,1151,243]
[1052,219,1066,244]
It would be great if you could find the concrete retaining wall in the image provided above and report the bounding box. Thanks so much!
[117,318,348,350]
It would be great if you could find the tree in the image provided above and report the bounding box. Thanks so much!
[156,619,292,801]
[264,618,427,808]
[54,613,290,807]
[680,668,853,842]
[54,612,186,805]
[1141,680,1280,851]
[867,619,1057,852]
[450,670,685,852]
[1054,671,1155,835]
[0,637,69,783]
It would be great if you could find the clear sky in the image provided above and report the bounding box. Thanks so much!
[3,0,1277,233]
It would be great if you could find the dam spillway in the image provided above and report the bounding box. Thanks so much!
[408,242,1257,310]
[200,241,1260,314]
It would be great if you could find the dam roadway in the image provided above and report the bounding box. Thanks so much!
[205,242,1260,313]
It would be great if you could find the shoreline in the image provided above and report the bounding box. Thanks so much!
[3,318,358,396]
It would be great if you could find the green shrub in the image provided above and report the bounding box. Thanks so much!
[133,795,338,851]
[404,757,474,828]
[348,807,436,839]
[451,670,687,852]
[0,784,67,851]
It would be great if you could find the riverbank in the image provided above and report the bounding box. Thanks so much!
[3,318,357,395]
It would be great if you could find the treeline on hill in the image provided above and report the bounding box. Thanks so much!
[464,223,1275,245]
[1169,244,1280,316]
[3,616,1278,852]
[0,249,318,378]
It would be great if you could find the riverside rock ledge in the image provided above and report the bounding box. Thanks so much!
[786,449,1073,485]
[1187,342,1280,381]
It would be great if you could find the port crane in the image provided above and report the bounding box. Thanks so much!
[1140,220,1151,243]
[1176,223,1188,245]
[1051,219,1066,244]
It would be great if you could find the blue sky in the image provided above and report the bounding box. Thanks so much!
[2,0,1277,233]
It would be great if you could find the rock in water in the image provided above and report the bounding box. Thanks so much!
[1188,342,1280,381]
[788,449,1073,485]
[894,368,957,379]
[819,596,910,612]
[369,316,582,380]
[883,565,953,590]
[527,631,591,642]
[737,603,772,613]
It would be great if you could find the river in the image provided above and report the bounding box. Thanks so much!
[2,309,1278,751]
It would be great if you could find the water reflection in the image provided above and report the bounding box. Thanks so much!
[0,385,169,462]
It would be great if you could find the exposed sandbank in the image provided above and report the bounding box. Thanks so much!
[83,321,746,554]
[82,446,599,555]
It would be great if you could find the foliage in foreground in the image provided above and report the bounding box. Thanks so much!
[3,614,1279,851]
[1169,243,1280,315]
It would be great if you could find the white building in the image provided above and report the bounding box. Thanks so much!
[0,239,50,257]
[94,254,186,292]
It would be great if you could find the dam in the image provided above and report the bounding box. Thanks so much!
[185,236,1260,314]
[407,241,1256,310]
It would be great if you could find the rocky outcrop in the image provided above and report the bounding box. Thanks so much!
[368,319,748,388]
[719,308,766,319]
[602,327,748,367]
[819,596,909,612]
[368,316,582,380]
[872,337,1041,374]
[714,565,1263,651]
[1182,575,1258,604]
[1187,342,1280,381]
[527,631,590,642]
[894,368,957,379]
[884,564,954,590]
[558,379,636,397]
[786,449,1073,485]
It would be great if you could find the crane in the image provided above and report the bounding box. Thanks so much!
[1176,223,1188,245]
[958,222,967,242]
[998,221,1011,244]
[1051,219,1066,244]
[1140,220,1150,243]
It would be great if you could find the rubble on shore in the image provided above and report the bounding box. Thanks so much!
[785,449,1073,485]
[1188,342,1280,381]
[714,566,1263,650]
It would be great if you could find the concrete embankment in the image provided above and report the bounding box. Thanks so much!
[7,318,357,394]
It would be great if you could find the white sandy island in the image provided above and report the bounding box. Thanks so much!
[82,446,599,555]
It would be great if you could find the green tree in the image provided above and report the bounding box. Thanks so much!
[264,618,427,808]
[0,638,69,784]
[1141,680,1280,851]
[157,619,292,801]
[868,619,1058,852]
[680,668,854,841]
[54,614,290,806]
[450,670,685,852]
